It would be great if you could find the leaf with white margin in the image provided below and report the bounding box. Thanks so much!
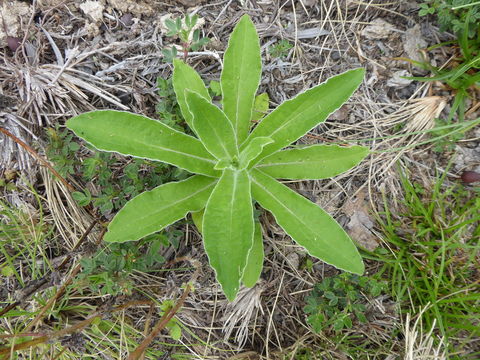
[242,222,264,287]
[172,59,211,133]
[203,169,254,301]
[242,68,365,163]
[239,137,273,169]
[255,144,369,179]
[104,175,217,243]
[67,110,219,177]
[221,14,262,144]
[186,90,238,160]
[250,169,364,274]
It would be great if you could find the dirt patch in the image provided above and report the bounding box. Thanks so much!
[0,1,32,44]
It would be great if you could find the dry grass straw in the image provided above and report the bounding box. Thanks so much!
[404,308,447,360]
[41,167,95,250]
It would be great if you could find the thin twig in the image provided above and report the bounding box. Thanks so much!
[127,284,192,360]
[127,257,201,360]
[23,264,83,333]
[0,300,153,355]
[0,127,75,192]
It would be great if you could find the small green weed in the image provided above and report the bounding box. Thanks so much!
[156,77,185,131]
[374,166,480,358]
[419,0,480,35]
[304,273,386,333]
[78,228,183,296]
[0,185,54,290]
[162,14,209,62]
[66,15,368,301]
[46,125,186,215]
[46,125,79,177]
[430,117,466,152]
[269,39,293,59]
[79,235,166,295]
[408,0,480,124]
[0,185,185,358]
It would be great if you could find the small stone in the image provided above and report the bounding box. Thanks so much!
[7,36,21,52]
[387,70,412,88]
[286,252,300,270]
[404,25,428,62]
[330,51,341,61]
[361,18,396,40]
[461,171,480,184]
[79,1,105,23]
[120,13,133,27]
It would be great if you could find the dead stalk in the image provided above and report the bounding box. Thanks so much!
[0,127,75,192]
[128,257,201,360]
[0,300,153,355]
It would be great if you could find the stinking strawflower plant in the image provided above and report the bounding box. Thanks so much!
[67,15,368,301]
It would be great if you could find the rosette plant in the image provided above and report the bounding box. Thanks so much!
[67,15,368,301]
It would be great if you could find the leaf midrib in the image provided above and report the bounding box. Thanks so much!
[234,21,250,136]
[109,136,217,164]
[207,114,237,159]
[251,174,316,240]
[115,179,216,234]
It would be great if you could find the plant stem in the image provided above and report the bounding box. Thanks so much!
[128,257,200,360]
[0,127,75,192]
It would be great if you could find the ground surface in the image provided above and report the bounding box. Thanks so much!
[0,0,479,359]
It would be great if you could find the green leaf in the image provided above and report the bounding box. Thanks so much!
[221,14,262,144]
[1,266,14,277]
[209,80,222,96]
[255,144,369,179]
[191,208,204,234]
[203,169,254,301]
[172,59,211,132]
[242,68,365,162]
[252,93,269,122]
[167,322,182,340]
[72,189,91,207]
[185,90,238,160]
[334,318,345,331]
[67,110,219,177]
[214,158,236,170]
[104,175,216,243]
[242,221,264,287]
[250,169,364,274]
[239,137,273,169]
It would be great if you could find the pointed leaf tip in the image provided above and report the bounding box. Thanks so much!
[250,169,364,275]
[185,90,238,161]
[172,59,211,133]
[221,12,261,144]
[242,67,365,163]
